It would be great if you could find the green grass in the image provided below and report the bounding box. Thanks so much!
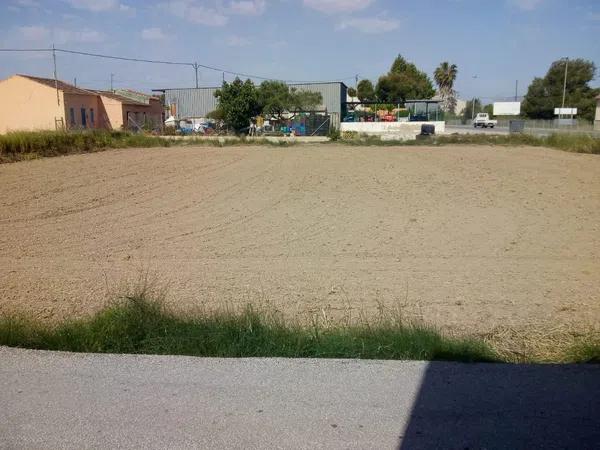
[339,132,600,154]
[0,131,303,162]
[0,294,498,362]
[567,341,600,364]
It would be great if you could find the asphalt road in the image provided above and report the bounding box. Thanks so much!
[1,347,599,449]
[446,124,600,137]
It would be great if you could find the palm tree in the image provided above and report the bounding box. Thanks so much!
[434,62,458,113]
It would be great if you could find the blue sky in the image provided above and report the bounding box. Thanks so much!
[1,0,599,101]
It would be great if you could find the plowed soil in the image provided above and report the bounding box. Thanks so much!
[1,145,599,334]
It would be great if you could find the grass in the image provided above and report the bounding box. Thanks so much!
[0,293,499,362]
[0,131,298,163]
[339,132,600,154]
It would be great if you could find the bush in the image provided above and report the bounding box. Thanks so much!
[328,127,341,141]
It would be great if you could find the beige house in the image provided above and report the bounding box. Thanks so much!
[0,74,163,134]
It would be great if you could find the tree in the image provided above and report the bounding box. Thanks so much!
[257,81,322,120]
[462,98,482,123]
[214,78,260,133]
[434,61,458,113]
[522,58,599,122]
[375,55,435,103]
[357,79,375,102]
[347,87,357,98]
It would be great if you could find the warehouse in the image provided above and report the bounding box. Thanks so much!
[154,81,348,127]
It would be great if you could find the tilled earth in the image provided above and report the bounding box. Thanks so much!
[1,144,599,335]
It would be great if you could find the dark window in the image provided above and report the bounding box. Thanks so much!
[69,108,75,125]
[90,108,95,125]
[81,108,87,128]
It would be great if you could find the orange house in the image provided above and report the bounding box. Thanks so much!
[0,74,163,133]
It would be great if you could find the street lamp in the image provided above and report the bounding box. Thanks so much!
[471,75,478,120]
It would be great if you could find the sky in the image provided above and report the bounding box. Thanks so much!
[1,0,599,101]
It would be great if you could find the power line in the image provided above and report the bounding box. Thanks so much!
[0,46,356,84]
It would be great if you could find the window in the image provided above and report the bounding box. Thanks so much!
[80,108,87,128]
[69,108,75,126]
[90,108,95,126]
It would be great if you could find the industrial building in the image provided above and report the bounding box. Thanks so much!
[154,81,348,127]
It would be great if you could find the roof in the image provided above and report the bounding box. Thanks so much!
[93,90,149,106]
[116,88,160,101]
[153,81,348,92]
[18,74,96,96]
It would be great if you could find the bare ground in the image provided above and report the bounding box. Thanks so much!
[1,144,599,338]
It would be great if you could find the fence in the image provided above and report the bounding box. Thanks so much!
[446,118,597,132]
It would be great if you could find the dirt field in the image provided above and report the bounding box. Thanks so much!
[1,144,599,335]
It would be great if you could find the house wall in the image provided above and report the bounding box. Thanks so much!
[0,75,65,133]
[595,98,600,131]
[98,95,126,129]
[122,100,163,129]
[63,93,100,129]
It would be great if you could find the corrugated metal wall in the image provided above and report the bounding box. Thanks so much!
[164,82,346,119]
[164,87,219,119]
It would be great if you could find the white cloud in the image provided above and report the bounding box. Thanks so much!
[229,0,266,16]
[63,0,134,13]
[163,1,229,26]
[225,35,251,46]
[13,0,41,8]
[508,0,543,11]
[303,0,374,14]
[336,17,399,34]
[141,27,169,41]
[18,25,106,44]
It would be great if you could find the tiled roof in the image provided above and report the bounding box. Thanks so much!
[93,90,148,106]
[18,74,96,96]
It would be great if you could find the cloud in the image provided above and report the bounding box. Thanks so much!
[336,17,399,34]
[508,0,543,11]
[162,1,229,26]
[63,0,134,13]
[18,25,106,44]
[141,27,169,41]
[13,0,41,8]
[228,0,266,16]
[303,0,374,14]
[225,35,251,46]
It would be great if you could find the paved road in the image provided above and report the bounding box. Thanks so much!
[446,124,600,137]
[1,347,599,449]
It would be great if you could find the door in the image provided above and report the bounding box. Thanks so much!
[81,108,87,128]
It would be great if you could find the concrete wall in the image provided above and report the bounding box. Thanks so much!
[0,75,65,133]
[341,121,446,140]
[595,99,600,131]
[64,93,100,129]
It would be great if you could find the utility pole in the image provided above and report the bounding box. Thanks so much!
[52,43,59,106]
[193,63,199,88]
[222,72,225,83]
[471,97,475,120]
[110,73,114,92]
[515,80,518,101]
[355,74,359,89]
[561,57,569,110]
[74,77,77,88]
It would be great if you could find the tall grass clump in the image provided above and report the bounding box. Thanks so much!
[0,130,172,163]
[337,132,600,154]
[0,294,498,362]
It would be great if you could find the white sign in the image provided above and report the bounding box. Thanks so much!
[554,108,577,115]
[493,102,521,116]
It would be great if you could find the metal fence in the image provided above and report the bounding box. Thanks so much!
[446,118,597,132]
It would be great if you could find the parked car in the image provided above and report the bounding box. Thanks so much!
[473,113,498,128]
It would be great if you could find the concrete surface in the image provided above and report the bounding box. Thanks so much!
[341,121,446,140]
[1,347,599,449]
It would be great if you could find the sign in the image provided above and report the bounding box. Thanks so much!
[493,102,521,116]
[554,108,577,115]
